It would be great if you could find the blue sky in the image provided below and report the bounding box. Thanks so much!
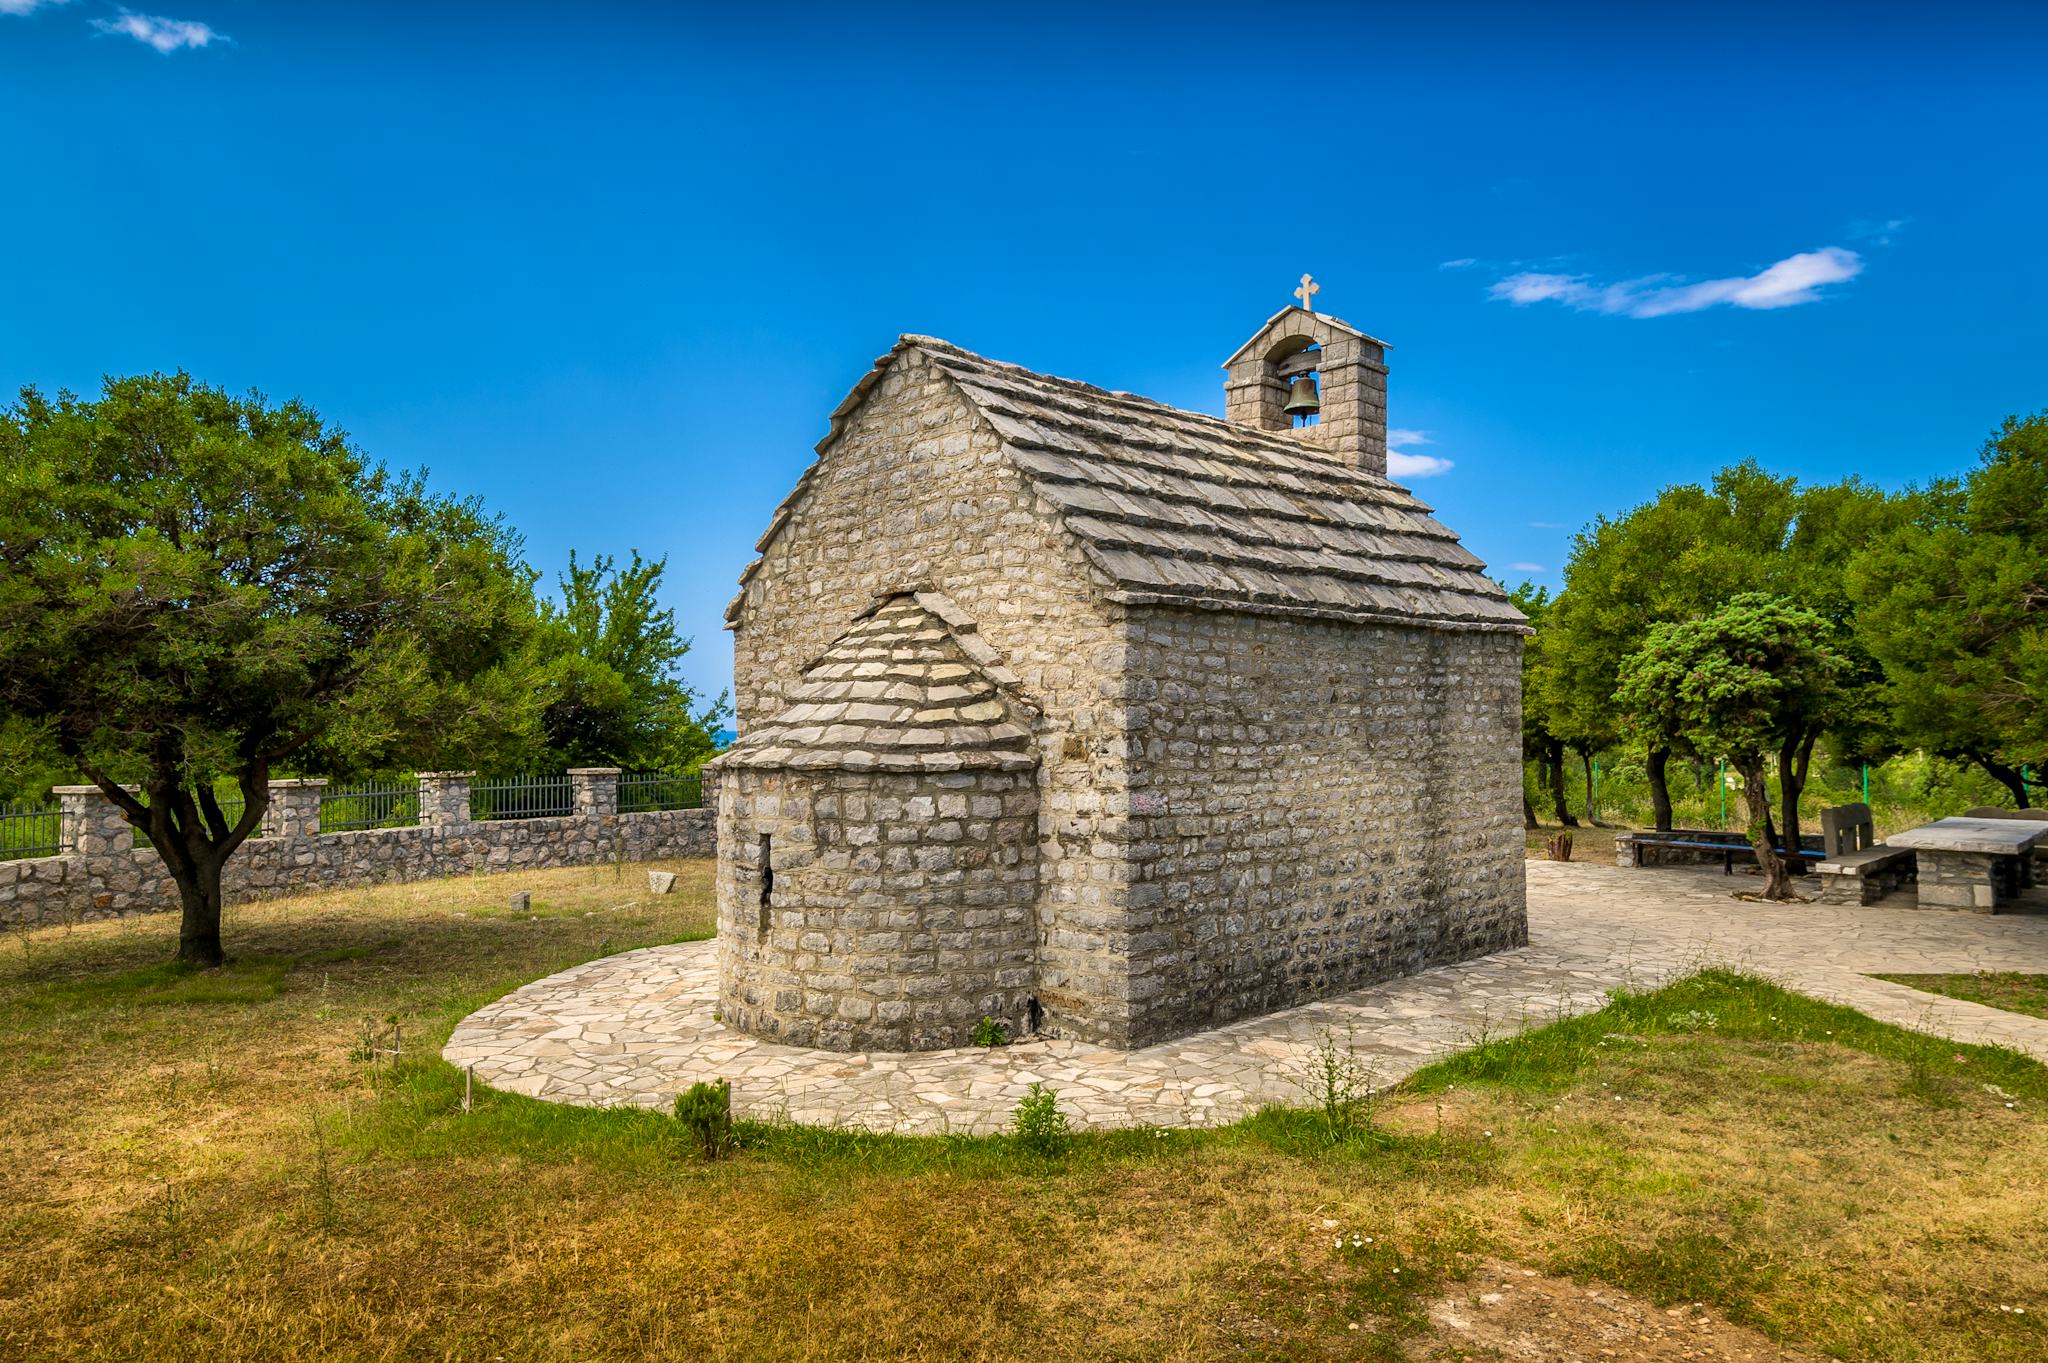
[3,2,2044,707]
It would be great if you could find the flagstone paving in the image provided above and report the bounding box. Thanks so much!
[444,861,2048,1134]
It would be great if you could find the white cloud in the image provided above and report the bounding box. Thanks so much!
[1438,258,1478,270]
[1509,562,1546,573]
[1488,247,1863,319]
[1849,217,1909,246]
[1528,520,1564,529]
[1,0,70,14]
[93,9,222,52]
[1386,428,1452,479]
[1389,451,1453,478]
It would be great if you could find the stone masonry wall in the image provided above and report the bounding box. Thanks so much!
[716,766,1039,1050]
[0,770,714,927]
[729,349,1138,1042]
[1112,607,1528,1047]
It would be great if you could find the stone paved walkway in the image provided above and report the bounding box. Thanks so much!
[444,862,2048,1134]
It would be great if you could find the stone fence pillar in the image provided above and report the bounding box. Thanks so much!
[54,784,135,858]
[417,772,474,827]
[569,768,621,817]
[262,778,328,840]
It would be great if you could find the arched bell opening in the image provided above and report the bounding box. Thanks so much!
[1265,334,1323,428]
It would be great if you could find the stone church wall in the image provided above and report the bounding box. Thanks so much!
[716,766,1040,1050]
[1111,608,1527,1047]
[728,351,1138,1043]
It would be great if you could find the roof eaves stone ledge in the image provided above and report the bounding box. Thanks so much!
[1106,588,1533,635]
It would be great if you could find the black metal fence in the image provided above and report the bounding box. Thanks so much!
[320,781,420,832]
[0,801,62,861]
[3,770,712,863]
[131,795,248,848]
[618,771,705,813]
[470,774,573,821]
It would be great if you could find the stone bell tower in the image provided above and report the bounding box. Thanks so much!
[1222,274,1391,478]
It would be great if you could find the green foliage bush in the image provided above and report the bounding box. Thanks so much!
[673,1079,733,1160]
[1010,1082,1070,1159]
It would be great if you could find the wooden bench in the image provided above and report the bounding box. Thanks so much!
[1813,803,1915,905]
[1617,830,1816,875]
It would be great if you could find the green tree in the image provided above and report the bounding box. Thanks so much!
[1546,461,1900,842]
[1509,582,1571,828]
[0,374,539,965]
[1544,468,1790,829]
[1849,414,2048,806]
[535,550,728,771]
[1615,595,1848,899]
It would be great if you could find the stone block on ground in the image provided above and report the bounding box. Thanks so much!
[647,871,676,894]
[509,891,531,912]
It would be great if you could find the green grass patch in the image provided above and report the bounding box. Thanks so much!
[1409,968,2048,1105]
[5,865,2047,1363]
[1875,971,2048,1022]
[17,941,397,1013]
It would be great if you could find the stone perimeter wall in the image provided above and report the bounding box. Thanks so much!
[717,767,1039,1050]
[0,770,714,928]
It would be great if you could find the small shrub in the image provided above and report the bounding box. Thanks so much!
[972,1015,1011,1048]
[673,1079,734,1160]
[1295,1024,1378,1140]
[1546,831,1574,861]
[1011,1082,1070,1159]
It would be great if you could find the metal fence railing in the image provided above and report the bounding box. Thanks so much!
[0,801,63,862]
[320,781,420,832]
[470,774,573,821]
[618,771,705,813]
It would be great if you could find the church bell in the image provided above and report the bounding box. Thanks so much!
[1283,374,1320,419]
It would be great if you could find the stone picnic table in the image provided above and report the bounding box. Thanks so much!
[1888,816,2048,912]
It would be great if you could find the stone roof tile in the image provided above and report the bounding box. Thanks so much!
[727,336,1526,634]
[710,595,1038,773]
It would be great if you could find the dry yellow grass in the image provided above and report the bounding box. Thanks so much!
[1,860,2043,1362]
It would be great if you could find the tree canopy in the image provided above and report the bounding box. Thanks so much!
[1848,413,2048,805]
[1538,459,1905,836]
[533,550,728,772]
[1615,594,1848,897]
[0,373,540,963]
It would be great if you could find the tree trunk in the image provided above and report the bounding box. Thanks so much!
[1523,793,1538,831]
[1545,743,1576,826]
[174,858,227,967]
[74,763,267,968]
[1738,757,1793,900]
[1777,731,1818,872]
[1965,752,2032,808]
[1580,750,1596,826]
[1647,746,1674,832]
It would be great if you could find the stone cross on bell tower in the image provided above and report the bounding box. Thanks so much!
[1220,278,1391,478]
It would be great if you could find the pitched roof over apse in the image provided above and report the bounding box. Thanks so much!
[728,337,1527,633]
[710,593,1037,773]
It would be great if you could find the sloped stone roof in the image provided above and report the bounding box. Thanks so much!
[710,594,1037,773]
[729,336,1526,634]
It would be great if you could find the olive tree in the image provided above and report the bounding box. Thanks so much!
[0,374,539,965]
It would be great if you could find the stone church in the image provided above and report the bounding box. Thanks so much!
[709,291,1528,1052]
